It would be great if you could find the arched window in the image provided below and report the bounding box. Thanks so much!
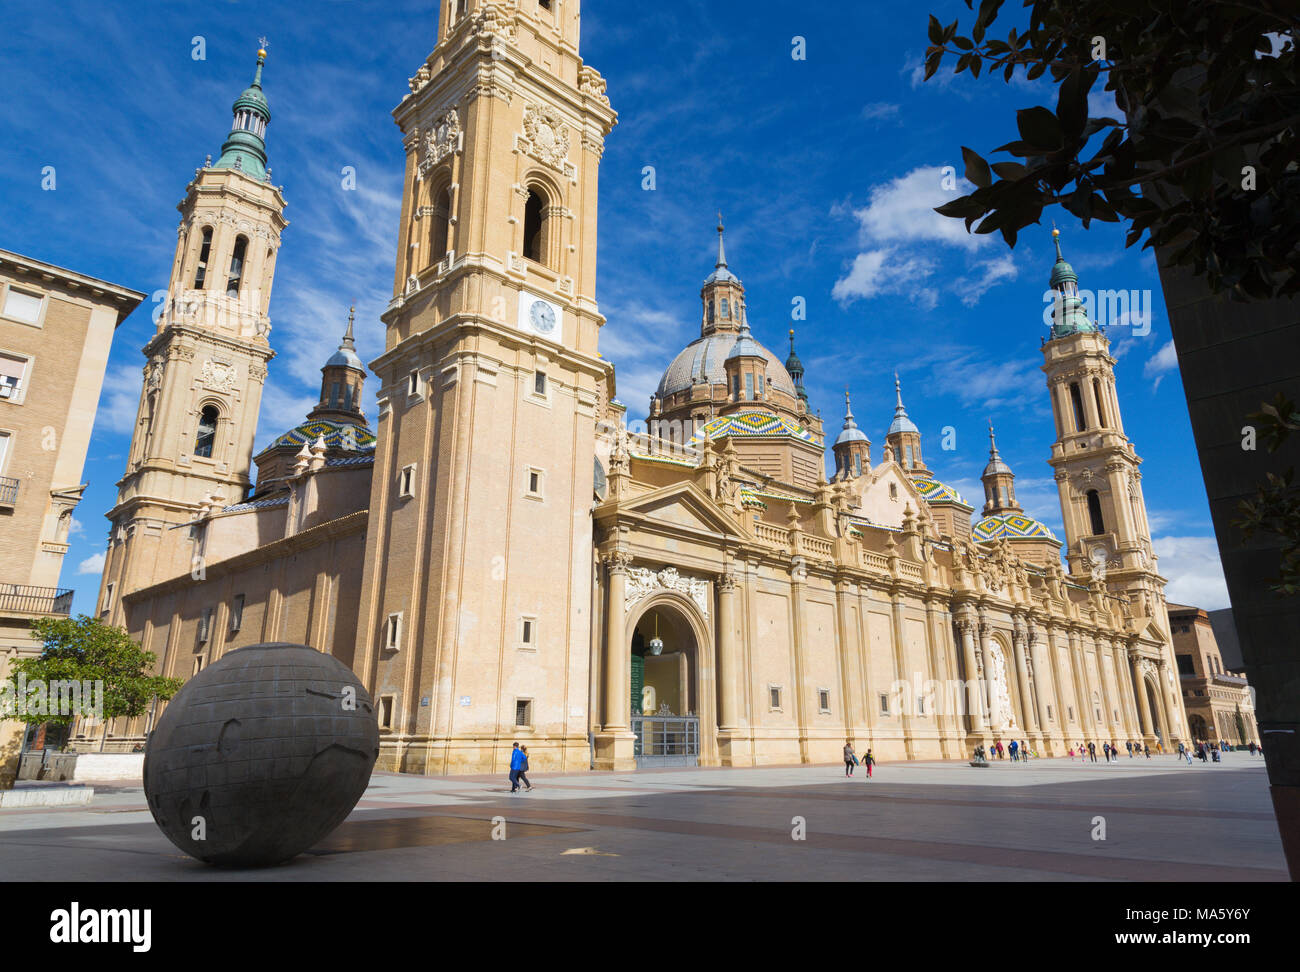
[431,186,451,261]
[707,301,715,324]
[1094,378,1107,427]
[523,190,545,264]
[1086,489,1105,535]
[720,298,729,319]
[193,227,213,288]
[226,235,248,297]
[853,454,862,477]
[1069,381,1087,432]
[194,405,219,458]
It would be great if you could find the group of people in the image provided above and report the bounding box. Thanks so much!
[842,741,876,778]
[508,742,533,792]
[1068,739,1150,761]
[975,739,1037,761]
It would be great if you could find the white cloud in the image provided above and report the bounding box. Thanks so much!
[1153,535,1230,610]
[1087,88,1121,120]
[94,364,144,437]
[77,552,105,576]
[848,167,984,252]
[68,516,84,536]
[861,102,901,122]
[1143,339,1179,390]
[832,249,937,306]
[956,253,1019,306]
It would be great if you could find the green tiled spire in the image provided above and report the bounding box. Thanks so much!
[214,43,272,180]
[1047,228,1097,338]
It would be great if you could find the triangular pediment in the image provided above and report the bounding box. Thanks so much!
[612,481,742,538]
[1130,615,1169,644]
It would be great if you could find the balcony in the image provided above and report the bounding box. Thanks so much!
[0,475,17,508]
[0,584,74,617]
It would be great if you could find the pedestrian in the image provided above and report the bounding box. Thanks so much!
[508,741,524,792]
[1068,746,1075,761]
[1178,742,1185,760]
[864,749,875,779]
[1185,745,1193,765]
[1144,743,1150,758]
[1010,739,1019,761]
[517,745,534,790]
[996,740,1004,759]
[843,739,857,777]
[1087,741,1097,763]
[1126,740,1133,758]
[1248,741,1257,756]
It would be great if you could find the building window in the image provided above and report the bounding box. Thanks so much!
[720,298,729,319]
[853,454,862,477]
[197,607,214,644]
[917,695,926,715]
[1086,489,1106,535]
[879,693,890,715]
[1046,704,1054,721]
[1067,706,1074,722]
[2,287,43,325]
[515,698,533,727]
[707,300,715,324]
[523,189,545,264]
[525,467,544,498]
[193,656,206,676]
[889,483,898,500]
[769,686,782,710]
[194,405,219,458]
[744,373,754,400]
[399,464,417,498]
[1069,381,1087,432]
[431,186,452,260]
[520,616,536,648]
[192,227,213,289]
[408,370,421,398]
[378,695,395,730]
[818,689,831,713]
[534,371,547,396]
[100,582,115,618]
[731,375,740,401]
[230,594,245,633]
[0,351,30,402]
[1093,378,1108,427]
[386,612,403,651]
[226,235,248,297]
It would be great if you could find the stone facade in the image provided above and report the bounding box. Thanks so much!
[1170,602,1259,746]
[0,248,143,780]
[98,3,1194,773]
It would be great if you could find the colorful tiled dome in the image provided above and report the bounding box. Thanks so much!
[269,419,376,452]
[912,477,969,506]
[972,512,1058,542]
[690,411,819,444]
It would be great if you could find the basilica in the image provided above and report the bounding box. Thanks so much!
[93,0,1190,772]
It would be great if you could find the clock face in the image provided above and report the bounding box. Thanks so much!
[529,299,556,334]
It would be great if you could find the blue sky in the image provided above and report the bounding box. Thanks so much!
[0,0,1228,615]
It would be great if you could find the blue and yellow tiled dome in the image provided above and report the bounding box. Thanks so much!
[690,411,820,445]
[972,512,1058,543]
[269,419,376,452]
[912,477,969,506]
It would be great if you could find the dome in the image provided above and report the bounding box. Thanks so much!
[888,411,919,436]
[269,418,376,452]
[912,477,970,506]
[725,322,765,361]
[704,265,739,285]
[983,454,1013,477]
[835,425,869,447]
[656,332,797,398]
[326,347,364,370]
[972,512,1058,543]
[689,411,819,445]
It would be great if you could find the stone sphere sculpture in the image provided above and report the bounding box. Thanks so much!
[143,642,379,867]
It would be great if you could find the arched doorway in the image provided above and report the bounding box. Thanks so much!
[628,599,705,767]
[1144,678,1165,744]
[1189,714,1208,740]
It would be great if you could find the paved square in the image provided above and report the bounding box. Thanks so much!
[0,754,1285,881]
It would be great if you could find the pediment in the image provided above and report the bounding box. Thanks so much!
[614,481,742,537]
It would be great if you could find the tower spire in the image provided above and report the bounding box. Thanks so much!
[785,328,807,403]
[832,386,870,480]
[885,373,925,473]
[214,43,273,180]
[981,417,1018,514]
[716,212,727,268]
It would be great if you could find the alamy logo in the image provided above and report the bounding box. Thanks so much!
[49,902,151,952]
[0,676,103,719]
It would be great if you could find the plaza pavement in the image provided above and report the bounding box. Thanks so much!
[0,753,1286,881]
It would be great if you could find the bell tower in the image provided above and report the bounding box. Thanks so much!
[98,45,286,627]
[356,0,617,773]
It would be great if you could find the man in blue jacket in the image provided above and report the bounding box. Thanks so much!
[509,742,524,792]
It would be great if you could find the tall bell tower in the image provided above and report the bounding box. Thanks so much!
[98,46,286,626]
[355,0,617,773]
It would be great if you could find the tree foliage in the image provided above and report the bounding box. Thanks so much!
[5,615,182,727]
[925,0,1299,299]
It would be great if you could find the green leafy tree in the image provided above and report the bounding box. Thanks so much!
[4,615,182,730]
[924,0,1298,299]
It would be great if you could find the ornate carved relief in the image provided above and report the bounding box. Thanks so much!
[198,359,238,393]
[625,565,710,622]
[519,104,574,178]
[419,108,461,177]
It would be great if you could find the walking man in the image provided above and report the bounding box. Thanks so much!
[1087,741,1097,763]
[509,742,525,792]
[843,739,857,778]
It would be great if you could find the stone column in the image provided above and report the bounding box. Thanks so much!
[1069,629,1095,736]
[925,596,960,758]
[717,571,739,730]
[1011,616,1039,739]
[1093,632,1119,742]
[979,616,1000,732]
[834,578,862,741]
[891,592,916,758]
[1043,621,1069,748]
[601,553,630,732]
[1112,640,1139,741]
[957,610,985,734]
[1133,657,1155,742]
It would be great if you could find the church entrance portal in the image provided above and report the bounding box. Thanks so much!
[630,604,700,767]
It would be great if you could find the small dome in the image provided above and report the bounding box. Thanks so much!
[689,411,819,445]
[983,454,1013,477]
[835,425,869,447]
[704,265,739,285]
[326,347,364,370]
[972,512,1058,543]
[888,411,919,436]
[726,322,765,361]
[912,477,969,506]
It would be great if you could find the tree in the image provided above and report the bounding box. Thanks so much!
[924,0,1298,299]
[2,615,182,733]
